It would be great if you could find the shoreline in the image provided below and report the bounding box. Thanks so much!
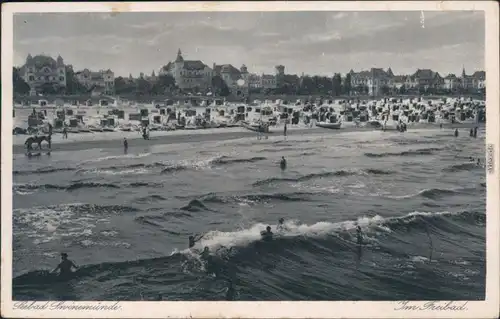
[12,122,482,155]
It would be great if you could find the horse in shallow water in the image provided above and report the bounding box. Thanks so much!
[25,135,48,151]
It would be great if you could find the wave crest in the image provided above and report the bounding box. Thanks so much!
[364,148,442,158]
[252,169,394,186]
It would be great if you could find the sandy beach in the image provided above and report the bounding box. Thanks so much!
[12,122,481,154]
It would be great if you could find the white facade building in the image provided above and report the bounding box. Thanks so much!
[75,68,115,95]
[160,49,213,90]
[20,54,66,94]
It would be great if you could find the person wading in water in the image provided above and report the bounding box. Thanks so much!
[280,156,287,170]
[51,253,79,279]
[123,138,128,153]
[47,123,53,149]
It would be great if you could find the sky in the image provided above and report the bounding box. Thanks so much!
[13,11,484,77]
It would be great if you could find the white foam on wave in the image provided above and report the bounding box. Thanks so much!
[407,211,458,218]
[14,190,35,196]
[82,152,151,164]
[175,211,457,256]
[381,186,468,200]
[289,182,342,194]
[79,239,131,249]
[13,203,107,245]
[410,255,429,263]
[179,155,225,170]
[100,230,119,237]
[78,167,150,176]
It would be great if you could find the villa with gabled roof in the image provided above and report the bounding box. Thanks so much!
[159,49,213,90]
[20,54,67,95]
[349,68,393,95]
[471,70,485,89]
[75,68,115,95]
[212,63,250,97]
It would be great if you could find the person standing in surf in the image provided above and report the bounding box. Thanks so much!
[280,156,287,170]
[260,226,273,241]
[47,134,52,150]
[356,226,363,245]
[283,122,288,140]
[454,128,459,137]
[51,253,79,278]
[123,138,128,153]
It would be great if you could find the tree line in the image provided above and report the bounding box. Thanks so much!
[13,68,484,97]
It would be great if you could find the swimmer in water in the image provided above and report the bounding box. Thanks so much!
[280,156,287,170]
[277,218,285,231]
[260,226,273,241]
[200,246,210,259]
[189,234,204,248]
[51,253,78,277]
[356,226,363,245]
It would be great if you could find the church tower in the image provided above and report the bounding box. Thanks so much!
[174,49,184,81]
[56,55,66,87]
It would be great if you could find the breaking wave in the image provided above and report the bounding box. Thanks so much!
[386,187,479,200]
[212,156,267,165]
[14,181,162,193]
[197,192,316,204]
[13,167,77,176]
[364,148,443,158]
[13,210,484,289]
[444,162,481,172]
[252,169,394,186]
[180,199,214,212]
[82,153,152,163]
[133,195,167,203]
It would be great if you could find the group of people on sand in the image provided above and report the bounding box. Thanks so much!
[454,126,479,138]
[469,127,479,138]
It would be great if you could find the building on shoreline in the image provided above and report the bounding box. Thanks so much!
[443,74,459,91]
[349,68,393,95]
[20,54,66,95]
[471,71,486,90]
[159,49,213,91]
[347,66,485,95]
[212,63,249,97]
[409,69,444,90]
[75,68,115,95]
[155,49,281,97]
